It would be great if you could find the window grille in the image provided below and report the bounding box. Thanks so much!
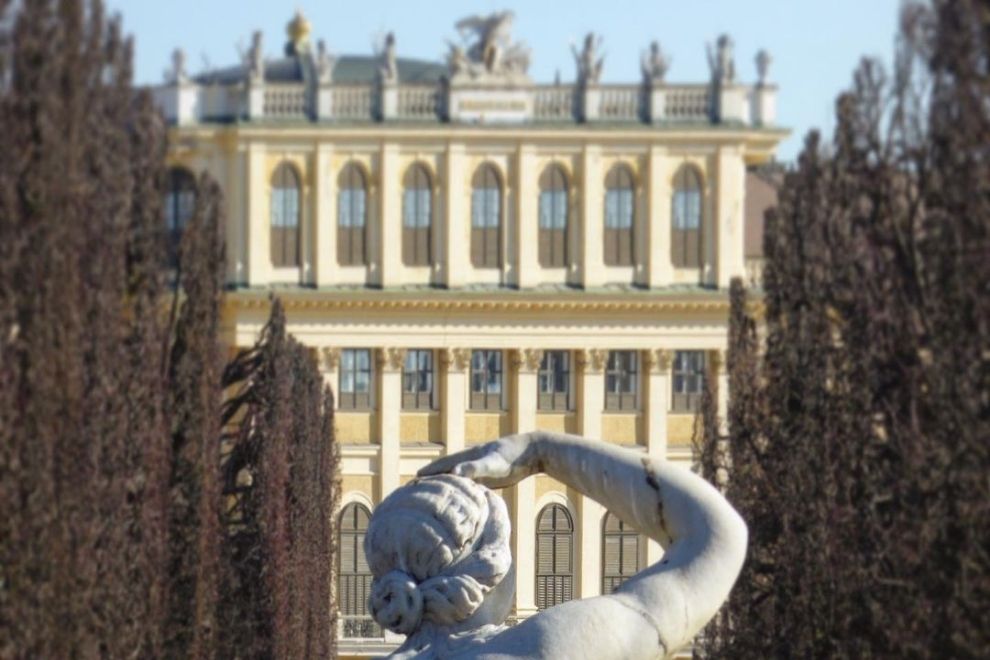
[339,349,372,410]
[402,349,434,410]
[337,503,381,638]
[605,350,638,411]
[536,504,574,610]
[470,349,503,410]
[538,350,571,411]
[672,350,706,412]
[601,512,642,594]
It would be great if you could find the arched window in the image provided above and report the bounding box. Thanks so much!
[402,163,432,266]
[536,503,574,610]
[539,165,569,268]
[602,512,641,595]
[338,503,380,638]
[164,167,196,266]
[338,163,367,266]
[470,164,502,268]
[604,165,635,266]
[671,165,702,268]
[270,162,301,268]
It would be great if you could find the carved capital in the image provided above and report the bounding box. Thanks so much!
[441,347,471,372]
[577,348,608,373]
[379,347,407,372]
[644,348,673,374]
[318,347,340,372]
[511,348,544,373]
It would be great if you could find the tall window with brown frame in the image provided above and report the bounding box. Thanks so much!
[671,350,705,412]
[164,167,196,268]
[671,165,702,268]
[538,350,570,411]
[470,349,503,411]
[604,350,638,411]
[604,165,635,266]
[470,164,502,268]
[402,163,433,266]
[338,503,380,638]
[536,504,574,610]
[538,165,569,268]
[339,348,372,410]
[270,162,301,268]
[338,163,368,266]
[601,512,641,595]
[402,349,434,410]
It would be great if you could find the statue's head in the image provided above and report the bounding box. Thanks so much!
[364,475,514,636]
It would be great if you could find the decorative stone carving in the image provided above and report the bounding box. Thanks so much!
[572,32,605,86]
[247,31,264,83]
[706,33,735,85]
[318,347,340,372]
[640,40,670,84]
[644,348,673,373]
[169,48,188,84]
[365,432,749,657]
[447,12,531,85]
[577,348,608,373]
[710,349,728,374]
[511,348,543,373]
[378,32,398,84]
[755,49,772,86]
[441,347,471,372]
[315,39,335,84]
[379,347,408,372]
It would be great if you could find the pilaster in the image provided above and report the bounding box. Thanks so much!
[441,348,470,455]
[314,144,335,286]
[578,348,607,439]
[515,146,538,289]
[647,146,673,288]
[715,145,746,288]
[444,143,467,288]
[578,495,604,598]
[317,347,341,408]
[580,145,604,288]
[379,143,401,287]
[245,142,268,286]
[378,347,406,500]
[644,349,672,459]
[510,348,541,619]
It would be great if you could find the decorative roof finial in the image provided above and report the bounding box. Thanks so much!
[286,9,312,56]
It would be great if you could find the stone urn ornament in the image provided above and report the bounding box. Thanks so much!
[364,431,749,659]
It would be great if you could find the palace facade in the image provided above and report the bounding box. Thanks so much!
[154,11,785,657]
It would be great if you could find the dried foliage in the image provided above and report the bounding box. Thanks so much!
[219,301,339,659]
[0,2,339,658]
[696,1,990,657]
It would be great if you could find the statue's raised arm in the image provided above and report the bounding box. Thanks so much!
[365,432,747,659]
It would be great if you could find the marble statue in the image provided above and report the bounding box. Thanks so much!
[247,31,264,83]
[755,49,772,86]
[315,39,335,85]
[169,48,188,84]
[706,34,735,85]
[365,432,749,659]
[641,40,670,84]
[447,12,531,84]
[379,32,398,84]
[572,33,605,86]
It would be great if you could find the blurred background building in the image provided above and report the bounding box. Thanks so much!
[154,11,785,657]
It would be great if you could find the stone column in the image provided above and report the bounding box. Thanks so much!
[245,142,268,287]
[379,143,401,287]
[314,144,334,287]
[712,349,729,436]
[515,146,538,289]
[647,146,673,288]
[444,143,467,288]
[378,347,406,501]
[441,348,470,455]
[715,145,746,288]
[580,146,604,289]
[511,348,541,619]
[576,348,606,598]
[644,349,672,459]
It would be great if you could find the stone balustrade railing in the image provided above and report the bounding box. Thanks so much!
[155,78,777,128]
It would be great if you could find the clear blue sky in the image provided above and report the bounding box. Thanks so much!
[107,0,902,162]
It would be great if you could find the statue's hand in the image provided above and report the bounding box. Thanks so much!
[417,433,537,489]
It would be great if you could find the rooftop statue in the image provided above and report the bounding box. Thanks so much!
[641,40,671,85]
[365,432,749,659]
[169,48,188,84]
[755,49,772,86]
[572,33,605,86]
[315,39,336,85]
[378,32,399,84]
[447,12,531,85]
[706,34,735,85]
[246,31,264,83]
